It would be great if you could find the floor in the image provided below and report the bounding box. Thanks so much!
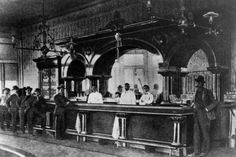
[0,130,235,157]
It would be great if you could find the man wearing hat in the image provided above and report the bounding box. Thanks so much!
[28,88,47,133]
[54,84,70,139]
[18,86,36,134]
[192,75,217,157]
[6,85,20,133]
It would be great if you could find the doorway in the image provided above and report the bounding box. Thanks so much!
[108,49,163,96]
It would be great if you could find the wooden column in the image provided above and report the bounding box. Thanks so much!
[163,75,170,101]
[170,116,186,157]
[86,75,102,90]
[159,66,188,102]
[117,113,127,147]
[80,112,88,142]
[208,66,228,101]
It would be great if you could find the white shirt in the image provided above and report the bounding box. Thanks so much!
[0,95,10,106]
[139,92,154,105]
[119,90,136,105]
[87,92,103,103]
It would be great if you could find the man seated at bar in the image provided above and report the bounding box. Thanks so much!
[119,83,136,105]
[87,86,103,103]
[139,85,153,105]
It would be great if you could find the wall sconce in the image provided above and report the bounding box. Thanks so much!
[203,11,221,36]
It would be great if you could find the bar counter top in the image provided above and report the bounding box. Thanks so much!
[47,101,194,116]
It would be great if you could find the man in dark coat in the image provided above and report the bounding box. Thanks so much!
[6,85,20,133]
[18,86,36,134]
[54,84,70,139]
[28,88,47,133]
[193,75,217,157]
[0,88,11,130]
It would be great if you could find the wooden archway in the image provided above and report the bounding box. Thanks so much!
[93,37,163,75]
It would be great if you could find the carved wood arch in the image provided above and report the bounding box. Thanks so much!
[92,37,163,75]
[167,38,217,68]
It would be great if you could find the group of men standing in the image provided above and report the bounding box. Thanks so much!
[0,85,46,135]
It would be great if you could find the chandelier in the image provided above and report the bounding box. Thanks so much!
[33,0,55,56]
[146,0,222,36]
[11,0,67,57]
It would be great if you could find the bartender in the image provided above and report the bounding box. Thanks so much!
[114,85,123,103]
[87,86,103,103]
[139,85,153,105]
[119,83,136,105]
[112,83,136,146]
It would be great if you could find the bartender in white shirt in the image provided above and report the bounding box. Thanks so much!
[87,86,103,103]
[119,83,136,105]
[112,83,136,144]
[139,85,153,105]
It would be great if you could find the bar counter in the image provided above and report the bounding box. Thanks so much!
[46,101,194,156]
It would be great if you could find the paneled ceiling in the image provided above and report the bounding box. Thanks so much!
[0,0,234,28]
[0,0,97,27]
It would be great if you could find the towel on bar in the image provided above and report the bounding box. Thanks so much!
[75,113,81,134]
[46,112,50,127]
[112,116,120,139]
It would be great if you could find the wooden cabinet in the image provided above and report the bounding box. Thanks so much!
[33,56,61,100]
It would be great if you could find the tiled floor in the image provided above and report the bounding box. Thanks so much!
[0,130,235,157]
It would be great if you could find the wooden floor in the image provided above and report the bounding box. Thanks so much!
[0,130,235,157]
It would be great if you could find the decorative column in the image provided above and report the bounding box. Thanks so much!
[100,75,112,96]
[80,112,88,142]
[158,70,171,102]
[170,116,186,157]
[170,116,186,146]
[159,66,189,102]
[45,112,51,128]
[117,113,127,147]
[208,66,228,101]
[180,70,189,96]
[86,75,102,91]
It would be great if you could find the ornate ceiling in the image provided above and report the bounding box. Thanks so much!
[0,0,233,29]
[0,0,100,27]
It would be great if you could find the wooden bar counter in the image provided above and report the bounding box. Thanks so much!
[46,101,194,156]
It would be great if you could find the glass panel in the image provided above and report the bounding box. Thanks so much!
[5,64,18,88]
[50,68,58,98]
[0,38,17,60]
[42,69,50,99]
[134,68,144,90]
[124,68,134,86]
[123,54,144,66]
